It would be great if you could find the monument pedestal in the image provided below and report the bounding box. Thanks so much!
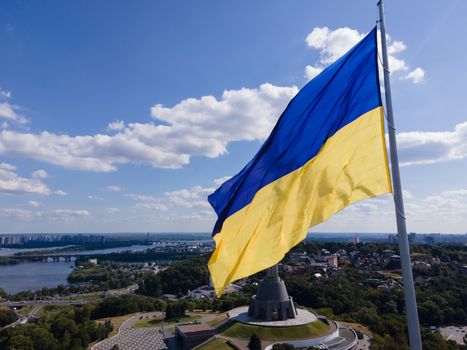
[247,265,297,321]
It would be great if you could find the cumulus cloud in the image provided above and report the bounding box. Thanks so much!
[213,176,232,187]
[402,67,425,84]
[107,120,125,131]
[0,207,91,222]
[0,208,33,220]
[396,121,467,166]
[28,200,41,207]
[164,186,213,209]
[127,177,227,214]
[0,27,426,174]
[0,84,297,171]
[304,27,418,82]
[0,103,28,124]
[0,162,51,195]
[304,65,323,80]
[306,27,364,65]
[54,189,67,196]
[88,195,103,200]
[32,169,48,179]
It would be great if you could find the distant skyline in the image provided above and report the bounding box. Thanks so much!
[0,0,466,233]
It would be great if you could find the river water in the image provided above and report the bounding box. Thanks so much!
[0,244,154,294]
[0,261,74,294]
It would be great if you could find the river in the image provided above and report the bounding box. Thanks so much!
[0,261,74,294]
[0,243,154,294]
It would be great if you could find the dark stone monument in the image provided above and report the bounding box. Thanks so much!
[248,264,297,321]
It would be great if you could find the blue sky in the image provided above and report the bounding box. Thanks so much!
[0,0,466,233]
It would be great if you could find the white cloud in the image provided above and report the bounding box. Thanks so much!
[0,103,28,124]
[316,188,467,233]
[0,90,11,99]
[32,169,48,179]
[54,189,67,196]
[101,185,124,192]
[304,65,323,80]
[125,193,158,202]
[304,27,419,82]
[88,195,103,200]
[0,162,16,171]
[0,207,91,222]
[28,200,41,207]
[0,84,297,171]
[0,162,51,195]
[306,27,363,65]
[107,120,125,131]
[127,178,223,214]
[213,176,232,187]
[164,186,213,209]
[396,121,467,166]
[402,67,425,84]
[133,202,169,211]
[0,208,33,220]
[35,209,91,222]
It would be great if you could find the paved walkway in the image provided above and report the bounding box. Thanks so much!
[92,312,168,350]
[229,306,317,326]
[439,326,466,345]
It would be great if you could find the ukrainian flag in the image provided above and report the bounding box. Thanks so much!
[208,27,391,296]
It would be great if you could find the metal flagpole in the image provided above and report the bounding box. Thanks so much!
[377,1,423,349]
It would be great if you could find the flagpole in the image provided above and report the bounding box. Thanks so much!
[377,1,423,349]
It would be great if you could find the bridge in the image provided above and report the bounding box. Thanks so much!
[8,253,98,262]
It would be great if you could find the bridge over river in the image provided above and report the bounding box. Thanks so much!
[8,253,99,262]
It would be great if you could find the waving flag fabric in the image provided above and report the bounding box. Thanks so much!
[208,27,391,296]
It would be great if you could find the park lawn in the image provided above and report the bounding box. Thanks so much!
[222,320,330,341]
[207,313,228,327]
[196,338,237,350]
[133,314,201,328]
[37,305,72,318]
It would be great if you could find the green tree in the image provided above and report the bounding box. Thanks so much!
[137,273,162,297]
[247,333,261,350]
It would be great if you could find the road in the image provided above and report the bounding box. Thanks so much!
[1,304,41,330]
[0,284,138,308]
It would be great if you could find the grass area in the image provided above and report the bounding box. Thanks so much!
[133,314,201,328]
[37,305,71,319]
[222,320,331,341]
[88,313,137,349]
[207,313,228,327]
[17,304,34,316]
[196,338,237,350]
